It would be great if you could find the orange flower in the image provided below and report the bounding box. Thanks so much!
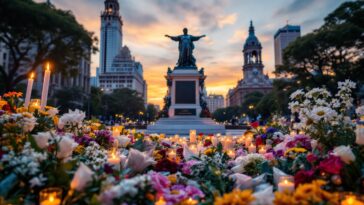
[3,92,22,98]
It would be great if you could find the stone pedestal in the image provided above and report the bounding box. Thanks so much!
[168,69,202,117]
[147,67,226,135]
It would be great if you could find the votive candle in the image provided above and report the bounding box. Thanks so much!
[278,176,295,192]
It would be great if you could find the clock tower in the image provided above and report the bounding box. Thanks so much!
[227,21,273,106]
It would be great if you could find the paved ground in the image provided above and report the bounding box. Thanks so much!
[137,129,246,137]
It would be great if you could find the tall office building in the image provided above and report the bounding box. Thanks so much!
[274,24,300,66]
[228,21,272,106]
[206,94,225,113]
[98,0,147,102]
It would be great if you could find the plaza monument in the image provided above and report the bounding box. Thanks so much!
[147,28,226,135]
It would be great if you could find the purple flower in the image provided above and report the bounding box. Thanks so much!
[73,134,95,146]
[181,160,199,175]
[164,184,204,204]
[94,130,115,148]
[266,127,277,134]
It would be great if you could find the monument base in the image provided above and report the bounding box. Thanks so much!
[146,116,226,135]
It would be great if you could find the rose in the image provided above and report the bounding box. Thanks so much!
[318,155,344,175]
[126,149,155,173]
[333,145,355,164]
[56,134,78,160]
[70,163,94,191]
[33,132,51,149]
[294,170,315,186]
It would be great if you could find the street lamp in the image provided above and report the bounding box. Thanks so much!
[248,105,254,110]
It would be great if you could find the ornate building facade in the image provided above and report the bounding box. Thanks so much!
[228,21,273,106]
[97,0,147,102]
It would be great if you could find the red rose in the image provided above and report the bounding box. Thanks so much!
[306,153,318,163]
[204,139,212,147]
[255,136,263,146]
[294,170,315,186]
[154,159,179,173]
[318,155,344,175]
[250,121,259,128]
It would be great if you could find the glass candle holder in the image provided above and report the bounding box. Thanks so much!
[277,176,295,192]
[39,187,62,205]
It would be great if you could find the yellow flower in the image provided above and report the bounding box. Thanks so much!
[16,107,27,113]
[214,189,254,205]
[204,148,215,156]
[0,100,7,109]
[22,112,33,118]
[74,145,85,154]
[273,180,340,205]
[168,174,177,184]
[53,116,59,126]
[284,147,307,157]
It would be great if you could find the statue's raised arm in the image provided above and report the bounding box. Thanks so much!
[165,34,180,41]
[191,34,206,41]
[165,28,205,68]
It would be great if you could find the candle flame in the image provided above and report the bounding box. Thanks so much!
[46,62,50,71]
[284,179,289,184]
[30,72,34,79]
[49,194,54,202]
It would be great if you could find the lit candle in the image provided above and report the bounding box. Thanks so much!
[39,188,62,205]
[112,126,121,137]
[356,124,364,145]
[190,130,197,143]
[248,143,256,153]
[341,194,364,205]
[189,144,198,155]
[211,135,219,146]
[168,150,176,160]
[40,62,51,110]
[259,146,266,154]
[107,150,121,170]
[24,72,34,107]
[185,197,198,205]
[278,176,295,192]
[227,150,235,159]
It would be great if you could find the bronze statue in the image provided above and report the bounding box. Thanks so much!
[165,28,206,68]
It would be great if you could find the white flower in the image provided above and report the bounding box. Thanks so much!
[290,89,304,100]
[99,174,151,205]
[33,132,52,149]
[232,153,266,173]
[309,106,338,123]
[273,132,284,140]
[21,113,37,132]
[114,135,131,147]
[56,134,78,160]
[29,174,47,188]
[70,163,94,191]
[46,107,59,117]
[356,106,364,116]
[333,145,355,164]
[58,109,85,129]
[125,149,155,173]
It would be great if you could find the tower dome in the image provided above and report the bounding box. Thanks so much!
[244,21,261,49]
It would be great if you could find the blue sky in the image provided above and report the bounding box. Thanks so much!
[37,0,346,105]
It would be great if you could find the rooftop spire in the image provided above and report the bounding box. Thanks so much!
[249,20,255,36]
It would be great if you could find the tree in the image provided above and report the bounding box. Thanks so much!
[275,1,364,92]
[146,104,158,122]
[50,87,85,113]
[101,89,145,120]
[0,0,97,92]
[241,92,264,118]
[212,106,242,122]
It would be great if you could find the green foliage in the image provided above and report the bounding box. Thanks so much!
[146,104,158,122]
[0,0,98,92]
[275,0,364,93]
[212,106,242,122]
[50,87,86,114]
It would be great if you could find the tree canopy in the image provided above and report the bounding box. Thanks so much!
[0,0,98,92]
[275,0,364,92]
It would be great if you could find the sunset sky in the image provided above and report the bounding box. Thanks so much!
[37,0,344,106]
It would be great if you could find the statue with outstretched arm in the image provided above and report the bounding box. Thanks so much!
[165,28,206,68]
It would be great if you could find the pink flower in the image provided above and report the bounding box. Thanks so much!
[263,153,275,161]
[163,185,204,204]
[318,155,344,175]
[150,172,170,194]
